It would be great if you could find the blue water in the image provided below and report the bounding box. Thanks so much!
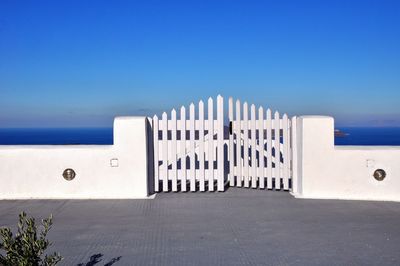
[0,127,399,145]
[0,128,113,145]
[335,127,400,146]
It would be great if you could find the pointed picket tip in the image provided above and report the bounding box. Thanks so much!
[274,110,280,115]
[229,96,233,101]
[198,101,204,115]
[171,108,177,115]
[243,101,248,107]
[162,112,168,118]
[153,114,158,119]
[258,107,264,118]
[180,105,186,111]
[283,113,288,119]
[217,94,223,99]
[236,99,241,104]
[251,105,256,117]
[266,109,272,119]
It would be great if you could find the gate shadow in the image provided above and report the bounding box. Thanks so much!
[77,253,122,266]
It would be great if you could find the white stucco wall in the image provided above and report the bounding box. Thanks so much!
[0,117,151,199]
[293,116,400,202]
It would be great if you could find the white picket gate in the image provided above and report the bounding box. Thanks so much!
[228,97,292,190]
[152,95,294,193]
[153,95,225,192]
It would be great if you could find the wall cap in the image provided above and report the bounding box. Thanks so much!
[299,115,333,119]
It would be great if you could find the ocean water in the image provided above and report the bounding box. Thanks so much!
[334,127,400,146]
[0,127,399,145]
[0,128,113,145]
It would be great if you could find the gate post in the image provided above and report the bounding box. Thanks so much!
[113,116,151,198]
[291,116,334,198]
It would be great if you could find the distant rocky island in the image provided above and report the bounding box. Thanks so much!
[334,129,348,137]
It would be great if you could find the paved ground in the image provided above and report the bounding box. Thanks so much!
[1,189,400,266]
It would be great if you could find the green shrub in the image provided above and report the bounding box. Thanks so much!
[0,212,62,266]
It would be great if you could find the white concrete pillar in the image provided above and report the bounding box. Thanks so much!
[113,116,150,198]
[292,116,334,197]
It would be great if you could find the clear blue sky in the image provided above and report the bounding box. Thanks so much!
[1,0,399,127]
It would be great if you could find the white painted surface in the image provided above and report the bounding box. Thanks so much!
[282,114,289,190]
[153,115,159,192]
[258,106,265,189]
[228,97,234,186]
[235,99,242,187]
[266,109,272,189]
[251,104,257,188]
[0,117,151,199]
[198,101,205,191]
[293,116,400,202]
[229,97,292,191]
[162,112,169,192]
[217,95,224,191]
[243,102,249,188]
[208,98,214,192]
[180,106,187,192]
[153,96,225,192]
[189,103,196,191]
[171,109,178,192]
[274,111,281,190]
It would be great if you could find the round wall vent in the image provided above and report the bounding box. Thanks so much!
[63,168,76,181]
[373,169,386,181]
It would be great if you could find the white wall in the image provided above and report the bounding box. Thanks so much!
[293,116,400,202]
[0,117,152,199]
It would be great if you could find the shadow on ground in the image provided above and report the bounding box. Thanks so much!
[77,254,121,266]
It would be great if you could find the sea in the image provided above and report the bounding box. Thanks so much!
[0,127,399,145]
[334,127,400,146]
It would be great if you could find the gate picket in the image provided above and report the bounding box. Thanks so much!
[251,104,257,188]
[243,102,249,188]
[162,112,168,192]
[180,106,187,192]
[208,97,214,191]
[274,111,281,190]
[228,97,234,186]
[282,114,289,190]
[171,109,178,192]
[258,107,265,189]
[189,103,196,192]
[235,99,242,187]
[266,109,273,189]
[217,95,224,191]
[199,101,205,192]
[153,115,159,192]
